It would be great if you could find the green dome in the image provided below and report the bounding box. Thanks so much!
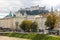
[6,12,12,17]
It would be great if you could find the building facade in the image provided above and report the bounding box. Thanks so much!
[0,6,49,33]
[0,12,47,32]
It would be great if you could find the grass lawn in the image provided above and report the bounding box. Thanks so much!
[1,33,60,40]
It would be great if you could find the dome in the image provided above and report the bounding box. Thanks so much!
[5,12,13,17]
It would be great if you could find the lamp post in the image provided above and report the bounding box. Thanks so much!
[15,17,19,32]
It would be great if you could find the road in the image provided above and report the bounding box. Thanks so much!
[0,36,29,40]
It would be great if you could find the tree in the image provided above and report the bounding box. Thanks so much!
[19,20,38,32]
[19,20,32,32]
[31,22,38,32]
[45,13,59,30]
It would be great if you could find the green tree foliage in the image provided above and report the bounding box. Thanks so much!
[20,20,32,32]
[31,22,38,32]
[19,20,38,32]
[45,14,59,30]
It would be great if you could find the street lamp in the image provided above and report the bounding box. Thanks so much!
[15,17,19,32]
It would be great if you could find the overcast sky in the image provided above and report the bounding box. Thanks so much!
[0,0,60,18]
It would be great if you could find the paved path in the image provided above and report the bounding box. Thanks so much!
[0,36,29,40]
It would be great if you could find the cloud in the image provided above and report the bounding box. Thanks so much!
[0,0,24,12]
[0,0,60,18]
[0,0,60,12]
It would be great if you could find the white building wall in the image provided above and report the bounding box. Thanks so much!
[0,15,47,32]
[35,17,46,32]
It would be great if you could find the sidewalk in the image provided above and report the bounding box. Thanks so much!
[0,36,29,40]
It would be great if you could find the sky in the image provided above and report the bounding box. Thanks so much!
[0,0,60,18]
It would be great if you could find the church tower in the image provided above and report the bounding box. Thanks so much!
[51,7,54,13]
[5,11,13,17]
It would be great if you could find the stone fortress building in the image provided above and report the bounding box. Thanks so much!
[0,5,51,33]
